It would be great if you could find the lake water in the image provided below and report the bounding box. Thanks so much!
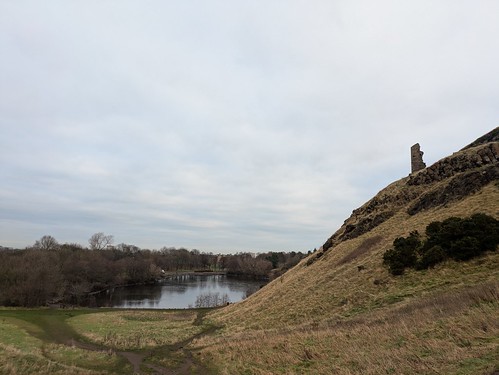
[95,274,264,309]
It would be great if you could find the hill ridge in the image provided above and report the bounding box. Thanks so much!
[318,128,499,255]
[199,127,499,375]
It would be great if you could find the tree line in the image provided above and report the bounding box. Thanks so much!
[0,233,305,307]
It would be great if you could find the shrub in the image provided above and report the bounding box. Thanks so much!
[466,213,499,252]
[383,214,498,276]
[416,245,446,270]
[383,248,407,275]
[382,231,420,275]
[449,236,481,261]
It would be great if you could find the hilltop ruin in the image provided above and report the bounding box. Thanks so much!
[411,143,426,173]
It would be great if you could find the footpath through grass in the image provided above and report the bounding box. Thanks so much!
[0,307,218,375]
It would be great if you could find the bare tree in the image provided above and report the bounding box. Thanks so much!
[88,232,114,250]
[34,235,59,251]
[194,292,230,308]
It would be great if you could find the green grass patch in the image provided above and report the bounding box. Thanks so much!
[67,310,206,350]
[0,309,133,374]
[0,308,218,374]
[0,347,86,375]
[0,317,44,354]
[0,308,98,344]
[454,350,499,375]
[43,343,130,373]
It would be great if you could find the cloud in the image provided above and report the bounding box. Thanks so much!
[1,1,498,251]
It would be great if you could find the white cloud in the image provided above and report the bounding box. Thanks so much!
[1,1,498,251]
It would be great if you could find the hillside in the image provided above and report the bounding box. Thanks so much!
[196,128,499,374]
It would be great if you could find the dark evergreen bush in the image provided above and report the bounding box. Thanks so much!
[466,213,499,252]
[382,231,420,275]
[382,248,407,275]
[449,236,481,261]
[384,213,498,275]
[416,245,446,270]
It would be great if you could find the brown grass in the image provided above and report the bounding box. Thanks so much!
[0,343,107,375]
[209,183,499,330]
[197,282,499,375]
[194,182,499,374]
[338,235,383,265]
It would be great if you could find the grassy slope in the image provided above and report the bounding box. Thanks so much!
[198,176,499,373]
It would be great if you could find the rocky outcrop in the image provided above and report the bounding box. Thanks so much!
[407,164,499,215]
[318,129,499,254]
[408,142,499,186]
[462,127,499,150]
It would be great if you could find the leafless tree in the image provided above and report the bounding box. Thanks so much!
[34,235,59,251]
[194,292,230,308]
[88,232,114,250]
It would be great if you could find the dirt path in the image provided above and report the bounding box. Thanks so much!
[134,310,218,375]
[65,310,217,375]
[0,309,218,375]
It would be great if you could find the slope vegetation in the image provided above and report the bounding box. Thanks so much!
[196,128,499,375]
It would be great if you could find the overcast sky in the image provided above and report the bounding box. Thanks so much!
[1,1,498,252]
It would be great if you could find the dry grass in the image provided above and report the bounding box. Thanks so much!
[197,283,499,375]
[338,235,383,265]
[196,182,499,374]
[43,343,126,373]
[209,183,499,330]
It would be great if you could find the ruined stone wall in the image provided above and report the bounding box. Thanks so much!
[411,143,426,173]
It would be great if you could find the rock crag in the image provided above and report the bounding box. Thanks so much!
[320,127,499,254]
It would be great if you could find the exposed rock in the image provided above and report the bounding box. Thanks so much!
[407,164,499,215]
[338,211,394,241]
[408,143,499,186]
[320,129,499,253]
[461,126,499,150]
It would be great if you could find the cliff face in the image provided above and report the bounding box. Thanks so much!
[320,127,499,253]
[406,142,499,215]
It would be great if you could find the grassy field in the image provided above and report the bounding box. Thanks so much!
[0,308,217,375]
[67,310,204,350]
[0,309,125,375]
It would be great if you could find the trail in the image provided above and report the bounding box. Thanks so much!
[0,309,218,375]
[142,309,219,375]
[62,310,217,375]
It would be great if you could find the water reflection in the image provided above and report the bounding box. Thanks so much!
[95,275,263,309]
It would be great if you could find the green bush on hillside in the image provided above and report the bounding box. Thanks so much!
[416,245,446,270]
[383,213,498,275]
[382,231,420,275]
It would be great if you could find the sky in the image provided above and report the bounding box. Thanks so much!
[1,1,498,253]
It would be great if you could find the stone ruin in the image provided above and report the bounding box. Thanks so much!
[411,143,426,173]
